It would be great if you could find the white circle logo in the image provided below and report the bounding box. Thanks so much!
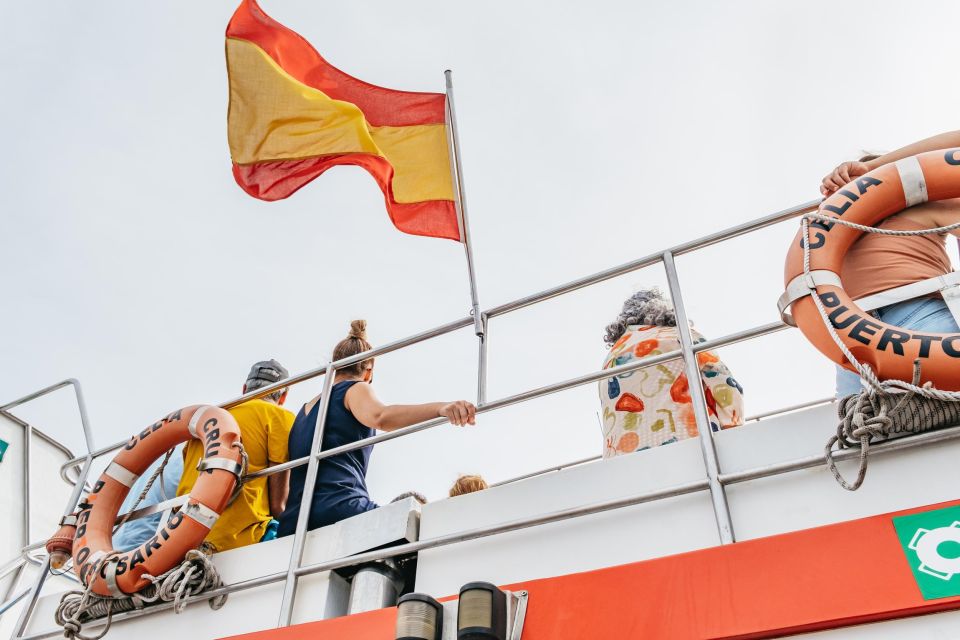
[909,521,960,581]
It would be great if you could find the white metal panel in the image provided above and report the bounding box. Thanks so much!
[720,405,960,540]
[415,437,717,597]
[0,414,26,564]
[27,442,73,551]
[716,403,838,474]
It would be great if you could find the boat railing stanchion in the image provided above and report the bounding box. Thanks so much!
[477,313,489,404]
[277,365,336,627]
[663,251,736,545]
[13,454,95,639]
[1,378,97,639]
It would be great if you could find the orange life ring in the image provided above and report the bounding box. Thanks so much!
[782,149,960,390]
[71,405,242,597]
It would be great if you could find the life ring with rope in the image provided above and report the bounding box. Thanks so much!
[779,148,960,391]
[45,405,243,597]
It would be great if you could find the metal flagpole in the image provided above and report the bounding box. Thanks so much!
[444,70,488,402]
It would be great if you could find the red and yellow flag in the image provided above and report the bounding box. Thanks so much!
[226,0,461,241]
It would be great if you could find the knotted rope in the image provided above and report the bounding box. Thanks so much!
[55,550,226,639]
[800,212,960,490]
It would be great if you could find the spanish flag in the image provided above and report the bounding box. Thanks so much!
[226,0,461,241]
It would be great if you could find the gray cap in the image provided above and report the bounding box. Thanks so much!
[245,359,289,390]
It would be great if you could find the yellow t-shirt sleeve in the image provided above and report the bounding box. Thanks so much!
[267,408,295,465]
[176,441,202,497]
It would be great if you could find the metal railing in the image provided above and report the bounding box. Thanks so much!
[0,387,85,633]
[0,409,83,549]
[20,196,957,638]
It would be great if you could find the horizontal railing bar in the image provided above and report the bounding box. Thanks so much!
[0,588,31,617]
[0,380,77,412]
[693,320,787,353]
[669,200,821,257]
[250,318,791,480]
[58,316,476,474]
[246,347,688,479]
[115,496,188,526]
[49,315,795,528]
[220,315,475,410]
[720,423,960,485]
[0,557,26,582]
[447,395,835,492]
[1,408,84,490]
[78,324,736,518]
[490,455,602,488]
[485,200,819,318]
[744,397,836,423]
[0,410,78,470]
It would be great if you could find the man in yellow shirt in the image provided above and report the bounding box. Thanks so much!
[177,360,295,552]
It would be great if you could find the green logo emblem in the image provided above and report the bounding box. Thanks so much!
[893,505,960,600]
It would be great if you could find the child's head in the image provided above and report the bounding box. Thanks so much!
[449,474,488,497]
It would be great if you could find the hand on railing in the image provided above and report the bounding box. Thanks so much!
[438,400,477,426]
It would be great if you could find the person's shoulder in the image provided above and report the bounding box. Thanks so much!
[344,380,372,395]
[229,398,288,423]
[257,398,295,421]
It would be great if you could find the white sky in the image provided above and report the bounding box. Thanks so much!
[3,1,960,506]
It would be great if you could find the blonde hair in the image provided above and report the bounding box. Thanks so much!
[333,320,373,377]
[449,475,488,497]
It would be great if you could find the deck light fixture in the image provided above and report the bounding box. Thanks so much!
[396,592,443,640]
[457,582,507,640]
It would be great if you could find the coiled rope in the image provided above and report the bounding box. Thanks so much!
[55,441,247,638]
[55,550,226,640]
[800,211,960,490]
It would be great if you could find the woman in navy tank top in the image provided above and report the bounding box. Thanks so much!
[278,320,477,536]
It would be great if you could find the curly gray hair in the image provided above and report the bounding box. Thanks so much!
[603,288,677,347]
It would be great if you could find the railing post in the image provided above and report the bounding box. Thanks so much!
[23,420,31,553]
[277,367,337,627]
[12,455,94,638]
[477,313,489,404]
[9,379,96,638]
[662,251,736,544]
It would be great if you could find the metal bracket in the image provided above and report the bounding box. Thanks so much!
[938,284,960,328]
[182,501,220,530]
[197,457,243,480]
[777,270,843,327]
[853,271,960,313]
[507,590,529,640]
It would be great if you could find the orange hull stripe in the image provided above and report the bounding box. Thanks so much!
[226,0,445,127]
[221,499,960,640]
[233,156,460,241]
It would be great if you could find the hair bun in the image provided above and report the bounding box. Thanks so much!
[349,319,367,340]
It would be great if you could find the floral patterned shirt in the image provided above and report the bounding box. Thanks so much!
[599,324,744,458]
